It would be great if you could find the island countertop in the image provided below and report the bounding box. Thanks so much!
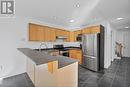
[18,48,78,69]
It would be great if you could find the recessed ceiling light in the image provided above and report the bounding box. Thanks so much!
[75,4,80,8]
[70,20,75,23]
[53,16,57,19]
[125,26,129,28]
[116,17,123,20]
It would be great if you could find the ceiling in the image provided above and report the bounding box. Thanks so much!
[16,0,130,30]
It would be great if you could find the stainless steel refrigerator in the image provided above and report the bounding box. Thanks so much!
[82,33,104,71]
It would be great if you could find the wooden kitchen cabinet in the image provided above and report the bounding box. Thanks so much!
[29,23,38,41]
[55,29,63,36]
[82,26,100,34]
[37,26,45,41]
[29,23,57,42]
[55,29,70,42]
[91,26,100,34]
[65,31,70,42]
[69,49,82,64]
[63,30,70,42]
[44,27,51,42]
[74,30,82,41]
[69,32,75,42]
[50,28,56,42]
[82,28,91,34]
[29,23,101,42]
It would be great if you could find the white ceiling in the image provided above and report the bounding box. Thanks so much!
[16,0,130,30]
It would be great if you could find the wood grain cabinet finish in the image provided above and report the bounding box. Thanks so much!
[82,28,91,34]
[82,26,100,34]
[50,29,56,42]
[69,32,75,42]
[55,29,70,42]
[29,23,38,41]
[90,26,100,34]
[44,27,51,42]
[37,26,45,41]
[74,30,82,41]
[29,23,101,42]
[29,23,70,42]
[69,49,82,64]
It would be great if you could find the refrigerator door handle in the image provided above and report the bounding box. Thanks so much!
[83,55,96,59]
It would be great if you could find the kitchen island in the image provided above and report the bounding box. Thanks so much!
[18,48,78,87]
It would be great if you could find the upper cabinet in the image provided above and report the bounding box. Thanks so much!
[29,23,102,42]
[50,29,56,42]
[69,30,82,42]
[29,23,45,41]
[82,26,100,34]
[74,30,82,41]
[82,28,91,34]
[29,23,56,42]
[29,23,69,42]
[90,26,100,34]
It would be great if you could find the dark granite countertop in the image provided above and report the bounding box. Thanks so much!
[34,46,81,51]
[18,48,78,69]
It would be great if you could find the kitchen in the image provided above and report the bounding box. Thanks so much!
[0,0,130,87]
[15,23,105,87]
[28,23,104,66]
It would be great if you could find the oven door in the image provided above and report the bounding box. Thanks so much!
[60,51,69,57]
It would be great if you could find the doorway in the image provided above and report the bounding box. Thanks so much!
[123,32,130,57]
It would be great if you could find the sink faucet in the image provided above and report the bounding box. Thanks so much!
[39,42,48,51]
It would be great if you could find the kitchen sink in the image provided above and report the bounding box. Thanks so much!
[33,49,59,56]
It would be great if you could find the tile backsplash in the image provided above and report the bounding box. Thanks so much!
[24,42,81,49]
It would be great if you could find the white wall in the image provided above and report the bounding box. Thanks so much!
[0,16,80,78]
[114,30,130,57]
[0,17,28,78]
[103,23,112,68]
[111,29,117,61]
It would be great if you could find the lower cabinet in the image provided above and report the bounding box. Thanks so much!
[69,49,82,64]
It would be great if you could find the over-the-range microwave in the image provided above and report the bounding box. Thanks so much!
[76,34,82,42]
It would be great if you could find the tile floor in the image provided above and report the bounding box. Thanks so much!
[79,57,130,87]
[0,57,130,87]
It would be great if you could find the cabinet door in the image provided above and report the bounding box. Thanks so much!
[69,32,75,42]
[29,24,38,41]
[74,30,82,41]
[69,49,82,64]
[55,29,63,36]
[76,50,82,64]
[62,30,70,42]
[90,26,100,34]
[82,28,91,34]
[66,31,70,42]
[37,26,45,41]
[50,29,56,42]
[44,27,51,42]
[69,50,77,58]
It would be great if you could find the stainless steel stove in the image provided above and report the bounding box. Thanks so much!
[53,45,69,57]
